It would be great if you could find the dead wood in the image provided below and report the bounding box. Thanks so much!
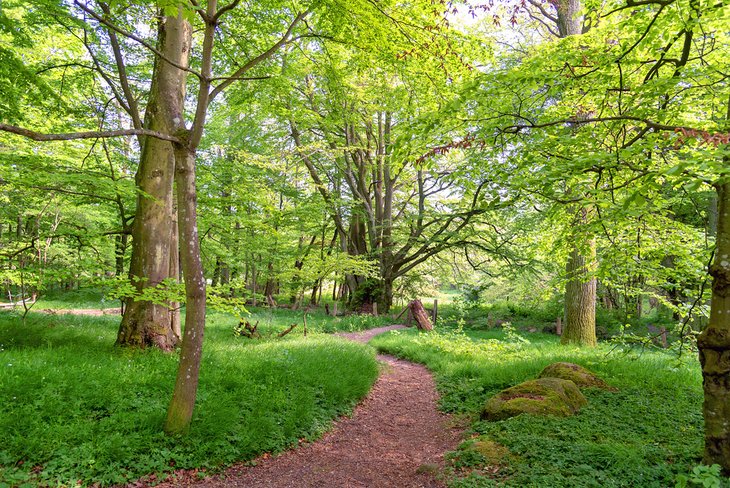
[408,300,433,331]
[277,323,298,338]
[236,320,261,338]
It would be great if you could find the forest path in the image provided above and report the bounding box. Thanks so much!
[157,324,463,488]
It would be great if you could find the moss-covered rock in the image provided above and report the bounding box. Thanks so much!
[472,439,511,465]
[538,362,616,390]
[449,437,513,470]
[481,377,588,421]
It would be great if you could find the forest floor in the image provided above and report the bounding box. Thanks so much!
[145,324,464,488]
[37,307,122,315]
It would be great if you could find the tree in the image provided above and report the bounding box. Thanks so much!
[278,35,500,312]
[115,10,189,351]
[1,0,309,433]
[697,98,730,470]
[459,0,729,469]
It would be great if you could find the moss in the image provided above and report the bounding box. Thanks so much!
[416,463,440,475]
[472,439,511,465]
[481,378,587,421]
[538,362,616,391]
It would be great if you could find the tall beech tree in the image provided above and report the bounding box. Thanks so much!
[458,0,730,469]
[115,10,189,351]
[278,37,501,312]
[523,0,599,346]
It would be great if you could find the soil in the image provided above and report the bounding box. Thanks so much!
[147,324,463,488]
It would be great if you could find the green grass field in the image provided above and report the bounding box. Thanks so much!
[370,326,706,487]
[0,308,380,487]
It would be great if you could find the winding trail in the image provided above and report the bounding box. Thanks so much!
[156,325,463,488]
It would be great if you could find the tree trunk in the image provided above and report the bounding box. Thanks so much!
[169,196,181,341]
[709,192,719,237]
[116,12,189,351]
[555,0,596,347]
[165,146,206,435]
[212,257,221,287]
[409,299,433,331]
[556,0,583,36]
[561,239,597,346]
[698,172,730,471]
[382,276,394,313]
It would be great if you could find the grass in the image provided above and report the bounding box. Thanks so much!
[30,287,120,310]
[0,308,380,487]
[29,286,397,334]
[370,326,706,487]
[234,305,398,336]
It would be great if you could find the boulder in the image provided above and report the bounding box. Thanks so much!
[481,377,587,421]
[538,362,616,390]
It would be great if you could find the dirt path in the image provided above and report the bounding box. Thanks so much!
[155,324,462,488]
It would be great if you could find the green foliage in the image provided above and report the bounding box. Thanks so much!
[371,327,706,486]
[34,287,115,310]
[226,306,397,338]
[676,464,726,488]
[0,311,379,486]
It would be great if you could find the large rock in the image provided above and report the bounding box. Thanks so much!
[538,362,615,390]
[481,378,587,421]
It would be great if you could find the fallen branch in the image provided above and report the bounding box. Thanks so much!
[278,323,298,338]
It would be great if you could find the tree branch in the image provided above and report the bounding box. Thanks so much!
[213,0,241,22]
[526,0,558,24]
[502,115,711,135]
[208,10,309,101]
[99,1,142,129]
[73,0,203,80]
[0,123,181,143]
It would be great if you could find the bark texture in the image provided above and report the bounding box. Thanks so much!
[561,239,597,347]
[699,181,730,472]
[409,299,433,331]
[116,13,189,351]
[164,147,206,435]
[556,0,583,36]
[554,0,598,347]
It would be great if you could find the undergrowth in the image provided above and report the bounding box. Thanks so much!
[0,310,379,487]
[370,327,706,487]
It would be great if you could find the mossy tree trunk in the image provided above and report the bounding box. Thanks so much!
[561,237,597,346]
[116,12,189,351]
[555,0,597,347]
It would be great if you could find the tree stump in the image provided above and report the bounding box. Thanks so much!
[409,299,433,330]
